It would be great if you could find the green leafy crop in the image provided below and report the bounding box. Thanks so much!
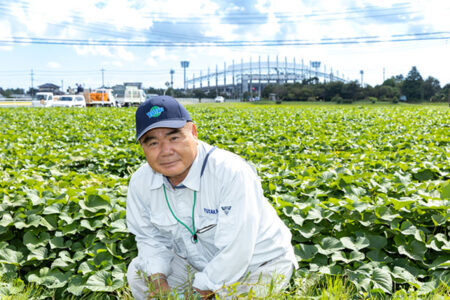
[0,104,449,298]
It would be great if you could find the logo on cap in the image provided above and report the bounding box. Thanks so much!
[146,106,164,119]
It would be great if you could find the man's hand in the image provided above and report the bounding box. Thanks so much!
[147,273,170,299]
[194,288,214,299]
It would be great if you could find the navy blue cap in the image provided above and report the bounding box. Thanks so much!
[135,96,191,141]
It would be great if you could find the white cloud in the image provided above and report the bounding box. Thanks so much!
[115,46,135,61]
[110,61,124,67]
[47,61,61,68]
[0,20,13,51]
[74,44,113,57]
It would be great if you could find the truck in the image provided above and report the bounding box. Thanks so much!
[120,85,146,107]
[31,92,55,107]
[83,88,117,107]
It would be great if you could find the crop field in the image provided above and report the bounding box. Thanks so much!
[0,103,449,299]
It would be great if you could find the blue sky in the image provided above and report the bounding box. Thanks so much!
[0,0,449,90]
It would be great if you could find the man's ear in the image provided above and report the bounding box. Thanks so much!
[191,123,198,138]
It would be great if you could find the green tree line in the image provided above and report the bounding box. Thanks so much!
[262,67,450,102]
[261,66,449,103]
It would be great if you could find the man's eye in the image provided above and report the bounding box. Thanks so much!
[145,141,158,147]
[171,136,180,141]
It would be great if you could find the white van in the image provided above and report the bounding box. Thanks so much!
[32,92,54,107]
[52,95,86,107]
[122,86,146,106]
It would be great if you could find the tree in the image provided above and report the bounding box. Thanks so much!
[340,81,360,100]
[402,66,424,102]
[323,81,344,101]
[193,89,206,100]
[423,76,441,101]
[377,85,401,101]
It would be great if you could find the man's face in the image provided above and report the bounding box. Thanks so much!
[139,123,198,186]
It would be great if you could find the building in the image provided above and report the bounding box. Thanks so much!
[38,83,63,94]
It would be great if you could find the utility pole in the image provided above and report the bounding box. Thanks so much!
[215,64,218,96]
[258,56,261,99]
[101,68,105,88]
[30,69,34,95]
[223,62,226,93]
[232,60,235,98]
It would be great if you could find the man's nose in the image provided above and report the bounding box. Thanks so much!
[160,140,174,155]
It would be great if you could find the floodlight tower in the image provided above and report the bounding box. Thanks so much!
[360,70,364,87]
[170,69,175,88]
[310,61,321,83]
[180,61,190,91]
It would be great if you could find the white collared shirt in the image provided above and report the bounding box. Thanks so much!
[126,140,297,291]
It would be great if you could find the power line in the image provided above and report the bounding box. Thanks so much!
[1,32,448,47]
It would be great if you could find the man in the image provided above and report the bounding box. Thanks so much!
[126,96,297,299]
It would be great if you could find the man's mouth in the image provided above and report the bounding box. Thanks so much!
[160,160,178,167]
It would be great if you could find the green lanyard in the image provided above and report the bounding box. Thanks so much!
[162,184,198,243]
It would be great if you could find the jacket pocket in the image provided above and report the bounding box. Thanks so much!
[149,213,178,237]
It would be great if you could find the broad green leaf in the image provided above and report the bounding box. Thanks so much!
[80,219,104,231]
[340,236,370,251]
[0,213,13,227]
[0,248,24,265]
[431,214,446,226]
[27,247,49,261]
[294,244,318,262]
[413,169,434,181]
[429,256,450,270]
[79,194,111,213]
[85,270,124,292]
[109,219,128,233]
[78,261,96,275]
[391,266,419,286]
[23,231,51,249]
[397,240,427,261]
[375,206,401,222]
[366,249,393,263]
[318,237,344,255]
[371,268,392,294]
[67,275,85,296]
[297,222,321,239]
[366,234,388,250]
[399,220,418,236]
[441,183,450,199]
[26,267,72,289]
[331,250,365,264]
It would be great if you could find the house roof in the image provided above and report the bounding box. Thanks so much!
[38,83,60,89]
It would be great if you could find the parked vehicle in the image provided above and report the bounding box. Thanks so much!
[32,92,54,107]
[145,94,159,101]
[214,96,225,103]
[121,86,146,106]
[52,95,86,107]
[84,88,117,107]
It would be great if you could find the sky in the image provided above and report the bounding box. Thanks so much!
[0,0,449,91]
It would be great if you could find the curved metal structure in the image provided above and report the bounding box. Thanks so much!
[185,56,348,98]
